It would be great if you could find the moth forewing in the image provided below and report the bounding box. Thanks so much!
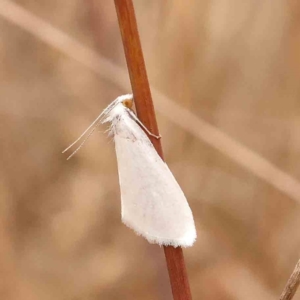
[112,106,196,247]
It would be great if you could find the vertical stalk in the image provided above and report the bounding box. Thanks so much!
[113,1,192,299]
[280,259,300,300]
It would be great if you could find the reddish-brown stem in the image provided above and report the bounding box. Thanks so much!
[280,259,300,300]
[114,1,192,299]
[114,0,162,154]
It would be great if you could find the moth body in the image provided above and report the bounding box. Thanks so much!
[64,94,197,247]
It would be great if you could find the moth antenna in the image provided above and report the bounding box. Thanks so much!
[62,115,105,154]
[62,98,120,154]
[63,95,132,158]
[66,121,102,160]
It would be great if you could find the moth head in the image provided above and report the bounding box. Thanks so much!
[121,97,133,109]
[102,94,133,117]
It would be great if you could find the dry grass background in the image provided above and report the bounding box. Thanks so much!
[1,0,300,299]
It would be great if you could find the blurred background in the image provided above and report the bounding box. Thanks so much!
[1,0,300,299]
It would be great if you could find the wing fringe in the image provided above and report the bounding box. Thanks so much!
[122,217,196,248]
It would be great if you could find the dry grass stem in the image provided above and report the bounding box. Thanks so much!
[280,259,300,300]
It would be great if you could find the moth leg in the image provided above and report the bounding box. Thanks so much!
[125,108,161,139]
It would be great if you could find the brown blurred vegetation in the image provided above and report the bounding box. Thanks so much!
[1,0,300,299]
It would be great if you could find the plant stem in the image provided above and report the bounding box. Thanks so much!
[280,259,300,300]
[113,1,192,299]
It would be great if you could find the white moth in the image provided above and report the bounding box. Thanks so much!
[63,94,196,247]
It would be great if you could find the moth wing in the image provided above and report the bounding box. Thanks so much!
[113,115,196,247]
